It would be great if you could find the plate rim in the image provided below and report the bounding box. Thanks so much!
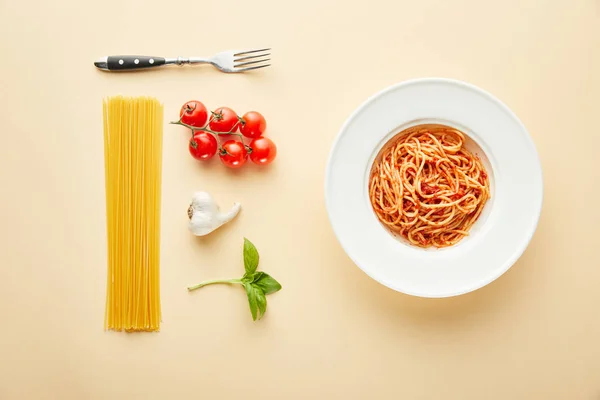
[324,77,544,297]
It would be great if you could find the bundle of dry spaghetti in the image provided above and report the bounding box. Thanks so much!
[103,96,163,331]
[369,125,490,248]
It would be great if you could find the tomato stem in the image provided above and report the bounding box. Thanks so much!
[172,118,246,144]
[211,110,224,121]
[184,103,196,113]
[219,147,233,157]
[171,114,251,155]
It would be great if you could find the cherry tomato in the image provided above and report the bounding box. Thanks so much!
[180,101,208,127]
[240,111,267,138]
[219,140,248,168]
[209,107,239,133]
[249,137,277,165]
[189,132,217,160]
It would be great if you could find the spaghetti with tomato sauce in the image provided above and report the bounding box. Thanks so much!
[369,124,490,248]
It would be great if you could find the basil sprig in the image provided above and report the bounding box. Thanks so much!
[188,238,282,321]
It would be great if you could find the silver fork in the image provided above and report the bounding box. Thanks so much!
[94,48,271,73]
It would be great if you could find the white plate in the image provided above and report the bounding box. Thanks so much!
[325,78,543,297]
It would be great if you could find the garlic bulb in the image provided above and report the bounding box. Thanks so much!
[187,191,241,236]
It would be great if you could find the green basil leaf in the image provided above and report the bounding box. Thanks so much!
[243,282,259,321]
[250,271,264,283]
[241,271,262,284]
[243,238,259,275]
[254,285,267,320]
[254,273,282,295]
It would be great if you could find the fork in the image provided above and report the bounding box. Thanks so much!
[94,48,271,73]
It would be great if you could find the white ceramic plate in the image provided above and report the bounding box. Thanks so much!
[325,78,543,297]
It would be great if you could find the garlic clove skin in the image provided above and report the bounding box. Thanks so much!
[188,191,241,236]
[216,202,241,224]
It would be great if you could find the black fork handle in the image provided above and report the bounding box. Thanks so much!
[95,56,166,71]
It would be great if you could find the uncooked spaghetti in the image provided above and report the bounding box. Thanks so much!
[103,96,163,331]
[369,124,490,248]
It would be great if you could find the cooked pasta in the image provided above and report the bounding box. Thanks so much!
[103,96,163,331]
[369,124,490,248]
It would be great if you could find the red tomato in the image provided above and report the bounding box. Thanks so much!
[180,101,208,127]
[249,137,277,165]
[189,132,217,160]
[240,111,267,138]
[219,140,248,168]
[209,107,239,133]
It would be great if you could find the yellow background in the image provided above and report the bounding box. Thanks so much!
[1,0,599,398]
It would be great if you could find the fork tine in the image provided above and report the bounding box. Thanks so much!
[236,64,271,72]
[235,58,271,68]
[235,53,271,62]
[234,48,271,57]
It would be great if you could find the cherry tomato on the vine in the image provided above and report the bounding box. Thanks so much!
[209,107,239,133]
[240,111,267,139]
[180,101,208,127]
[189,132,217,160]
[219,140,248,168]
[249,137,277,165]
